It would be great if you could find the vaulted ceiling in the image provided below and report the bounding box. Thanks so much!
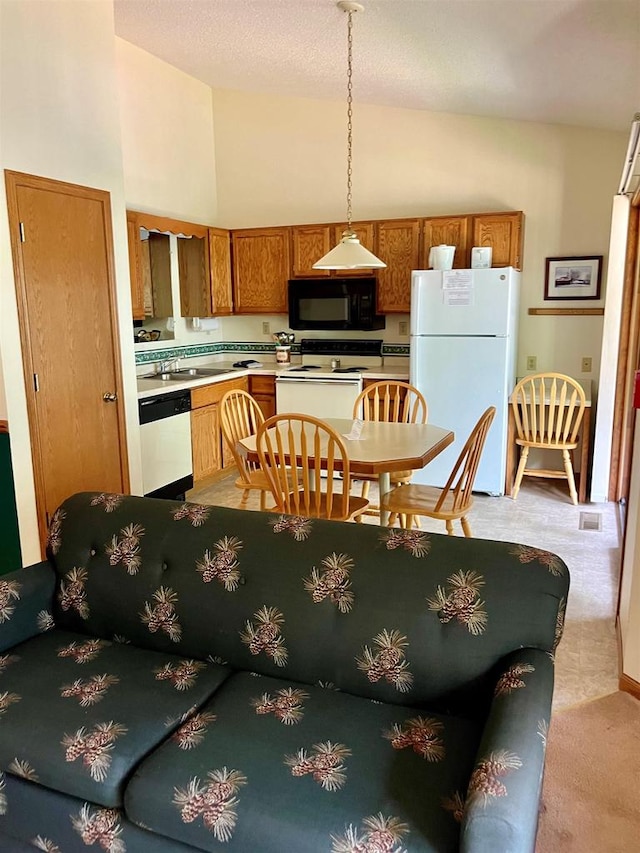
[114,0,640,132]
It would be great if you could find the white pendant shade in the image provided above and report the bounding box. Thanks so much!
[313,232,386,269]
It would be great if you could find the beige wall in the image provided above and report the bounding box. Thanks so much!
[0,0,140,564]
[116,38,218,224]
[212,89,625,382]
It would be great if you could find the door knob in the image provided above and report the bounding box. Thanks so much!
[103,392,118,402]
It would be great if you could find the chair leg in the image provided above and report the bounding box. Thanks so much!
[239,488,251,509]
[461,516,472,537]
[259,490,267,511]
[361,480,371,500]
[445,519,454,535]
[562,449,579,505]
[512,447,529,499]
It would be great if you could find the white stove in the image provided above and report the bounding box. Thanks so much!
[276,339,383,419]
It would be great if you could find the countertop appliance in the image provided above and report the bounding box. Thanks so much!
[275,338,383,420]
[410,267,520,494]
[288,278,385,331]
[138,389,193,500]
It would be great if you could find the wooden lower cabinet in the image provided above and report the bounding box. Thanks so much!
[191,404,221,480]
[249,375,276,420]
[191,376,248,481]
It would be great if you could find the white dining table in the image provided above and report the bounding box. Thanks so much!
[239,417,455,525]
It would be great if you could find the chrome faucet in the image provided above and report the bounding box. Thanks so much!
[157,358,180,373]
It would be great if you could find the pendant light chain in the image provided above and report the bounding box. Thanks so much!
[346,8,354,232]
[311,2,386,269]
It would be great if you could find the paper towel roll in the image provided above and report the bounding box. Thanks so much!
[191,317,219,331]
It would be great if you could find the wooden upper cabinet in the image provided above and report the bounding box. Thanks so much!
[179,227,232,317]
[209,228,233,315]
[232,227,291,314]
[332,222,377,276]
[178,234,210,317]
[126,211,145,320]
[291,225,332,277]
[470,211,524,269]
[146,233,173,317]
[375,219,421,313]
[423,216,469,269]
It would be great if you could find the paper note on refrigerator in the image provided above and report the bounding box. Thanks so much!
[442,269,473,305]
[442,270,473,289]
[444,289,474,306]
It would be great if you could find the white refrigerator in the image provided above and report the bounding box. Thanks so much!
[410,267,520,495]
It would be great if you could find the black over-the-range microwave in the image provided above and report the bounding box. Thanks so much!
[288,278,385,332]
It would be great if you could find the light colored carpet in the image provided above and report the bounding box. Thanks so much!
[536,691,640,852]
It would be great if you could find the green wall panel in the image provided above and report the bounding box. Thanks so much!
[0,432,22,574]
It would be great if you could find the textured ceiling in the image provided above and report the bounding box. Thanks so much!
[114,0,640,132]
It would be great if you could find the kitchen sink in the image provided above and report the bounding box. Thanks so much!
[169,367,236,377]
[142,367,237,381]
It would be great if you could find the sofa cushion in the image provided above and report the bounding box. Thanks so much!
[124,672,482,853]
[0,772,200,853]
[48,493,569,713]
[0,629,231,808]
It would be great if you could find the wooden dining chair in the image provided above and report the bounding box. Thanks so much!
[256,413,370,521]
[380,406,496,536]
[352,381,428,516]
[220,389,271,510]
[511,372,586,505]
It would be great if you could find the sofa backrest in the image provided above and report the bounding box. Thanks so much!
[48,493,569,712]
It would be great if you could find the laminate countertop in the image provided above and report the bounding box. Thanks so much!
[136,360,410,400]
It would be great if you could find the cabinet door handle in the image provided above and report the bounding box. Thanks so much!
[103,392,118,403]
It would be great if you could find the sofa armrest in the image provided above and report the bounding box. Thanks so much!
[0,562,56,652]
[460,647,553,853]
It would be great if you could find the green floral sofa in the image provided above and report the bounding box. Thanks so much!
[0,492,569,853]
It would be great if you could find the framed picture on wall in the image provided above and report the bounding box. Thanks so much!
[544,255,603,301]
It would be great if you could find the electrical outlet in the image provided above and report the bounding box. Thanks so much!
[262,322,270,335]
[526,356,537,370]
[581,357,592,373]
[399,320,408,336]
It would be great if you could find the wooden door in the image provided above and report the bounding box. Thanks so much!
[376,219,421,313]
[470,211,524,268]
[5,171,129,549]
[232,228,291,313]
[291,225,332,277]
[423,216,469,269]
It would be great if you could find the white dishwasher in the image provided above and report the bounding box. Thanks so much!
[138,389,193,500]
[276,373,363,419]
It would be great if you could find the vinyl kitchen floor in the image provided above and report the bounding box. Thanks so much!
[188,475,622,710]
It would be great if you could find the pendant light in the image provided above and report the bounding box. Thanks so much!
[313,1,386,270]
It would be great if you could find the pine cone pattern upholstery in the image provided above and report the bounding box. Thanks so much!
[0,492,569,852]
